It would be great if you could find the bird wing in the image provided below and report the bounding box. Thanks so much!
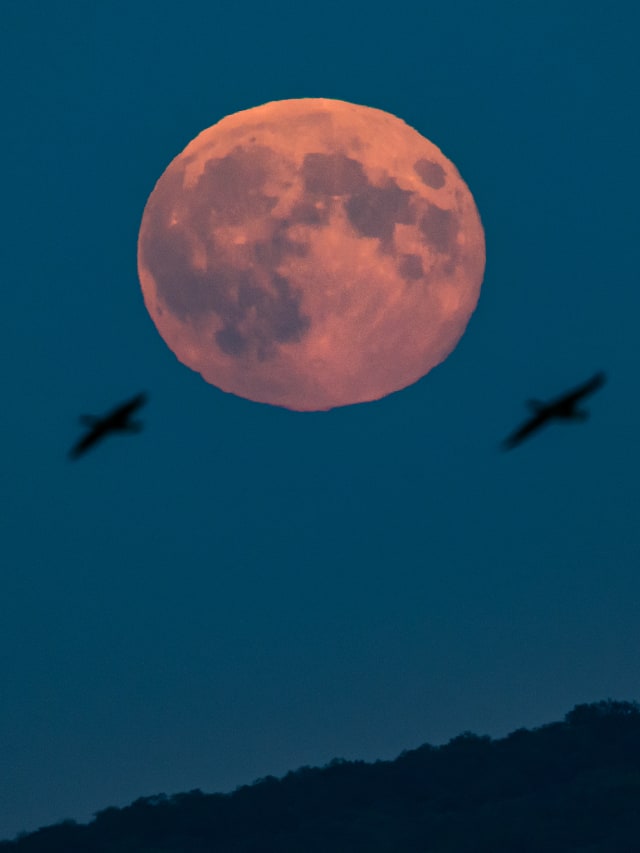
[555,372,606,407]
[68,422,109,458]
[104,392,148,428]
[501,409,551,450]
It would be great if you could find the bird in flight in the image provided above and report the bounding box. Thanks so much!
[502,372,606,451]
[69,392,148,459]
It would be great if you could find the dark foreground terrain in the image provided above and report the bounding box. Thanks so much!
[3,700,640,852]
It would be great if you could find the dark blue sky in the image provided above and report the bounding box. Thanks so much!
[3,0,639,839]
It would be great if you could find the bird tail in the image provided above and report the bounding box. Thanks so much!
[569,408,589,421]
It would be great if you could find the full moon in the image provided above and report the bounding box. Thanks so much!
[137,99,485,410]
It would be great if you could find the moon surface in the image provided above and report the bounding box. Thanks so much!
[137,99,485,410]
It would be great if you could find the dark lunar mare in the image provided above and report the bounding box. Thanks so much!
[141,146,459,364]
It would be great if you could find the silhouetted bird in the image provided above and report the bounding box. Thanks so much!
[502,372,606,451]
[69,392,148,459]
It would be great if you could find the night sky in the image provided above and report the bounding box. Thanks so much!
[3,0,639,839]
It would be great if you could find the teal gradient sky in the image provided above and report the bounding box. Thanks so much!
[2,0,639,839]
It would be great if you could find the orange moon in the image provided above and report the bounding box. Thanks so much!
[137,99,485,410]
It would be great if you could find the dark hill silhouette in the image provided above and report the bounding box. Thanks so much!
[3,699,640,852]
